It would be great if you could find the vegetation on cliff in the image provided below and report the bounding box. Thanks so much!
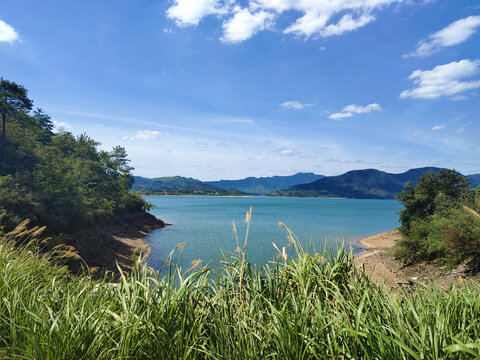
[0,79,150,235]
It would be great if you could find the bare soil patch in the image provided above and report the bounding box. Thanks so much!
[355,230,480,290]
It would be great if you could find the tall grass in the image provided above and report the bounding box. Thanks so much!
[1,220,480,359]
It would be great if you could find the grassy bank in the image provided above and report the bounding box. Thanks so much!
[2,226,480,359]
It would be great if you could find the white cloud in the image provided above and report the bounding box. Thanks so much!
[262,0,401,38]
[52,120,71,133]
[329,112,353,120]
[166,0,225,27]
[405,15,480,57]
[221,7,274,43]
[329,103,382,120]
[0,20,19,43]
[314,13,375,37]
[431,125,445,131]
[400,59,480,99]
[456,128,465,133]
[278,148,295,156]
[280,100,315,109]
[163,28,175,34]
[342,103,382,113]
[122,130,163,141]
[167,0,402,42]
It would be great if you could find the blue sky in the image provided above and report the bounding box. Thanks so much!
[0,0,479,180]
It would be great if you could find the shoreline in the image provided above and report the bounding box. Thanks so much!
[355,230,478,289]
[354,230,402,288]
[141,194,389,200]
[70,211,169,278]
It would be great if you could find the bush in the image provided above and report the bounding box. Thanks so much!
[442,208,480,271]
[392,215,449,261]
[397,169,470,237]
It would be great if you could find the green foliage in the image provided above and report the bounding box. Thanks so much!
[394,170,480,269]
[397,169,470,237]
[442,208,480,271]
[3,228,480,359]
[0,78,33,152]
[0,79,150,234]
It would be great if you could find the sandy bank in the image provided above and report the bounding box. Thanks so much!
[354,230,403,288]
[355,230,478,289]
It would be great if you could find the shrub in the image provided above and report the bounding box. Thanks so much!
[442,207,480,271]
[394,170,479,269]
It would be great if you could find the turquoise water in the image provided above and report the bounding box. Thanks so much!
[144,196,403,271]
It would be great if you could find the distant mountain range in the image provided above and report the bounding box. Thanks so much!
[132,176,244,196]
[206,172,325,195]
[270,167,480,199]
[469,174,480,188]
[133,168,480,198]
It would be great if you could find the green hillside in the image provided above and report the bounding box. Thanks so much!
[270,167,446,199]
[133,176,245,196]
[206,172,324,195]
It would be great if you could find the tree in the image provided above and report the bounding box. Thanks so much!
[33,108,54,143]
[397,169,471,236]
[0,78,33,152]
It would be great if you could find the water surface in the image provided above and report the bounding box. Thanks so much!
[144,196,402,270]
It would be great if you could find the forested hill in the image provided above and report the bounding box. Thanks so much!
[133,176,245,196]
[0,79,151,234]
[206,172,324,195]
[270,167,452,199]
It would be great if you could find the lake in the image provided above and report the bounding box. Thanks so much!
[143,196,403,271]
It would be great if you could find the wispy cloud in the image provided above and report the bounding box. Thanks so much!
[329,112,353,120]
[431,125,445,131]
[0,20,19,43]
[122,130,164,141]
[277,148,296,156]
[212,117,255,124]
[280,101,315,110]
[342,103,382,114]
[400,59,480,99]
[329,103,382,120]
[404,15,480,57]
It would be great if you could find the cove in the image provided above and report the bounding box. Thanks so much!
[143,196,403,271]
